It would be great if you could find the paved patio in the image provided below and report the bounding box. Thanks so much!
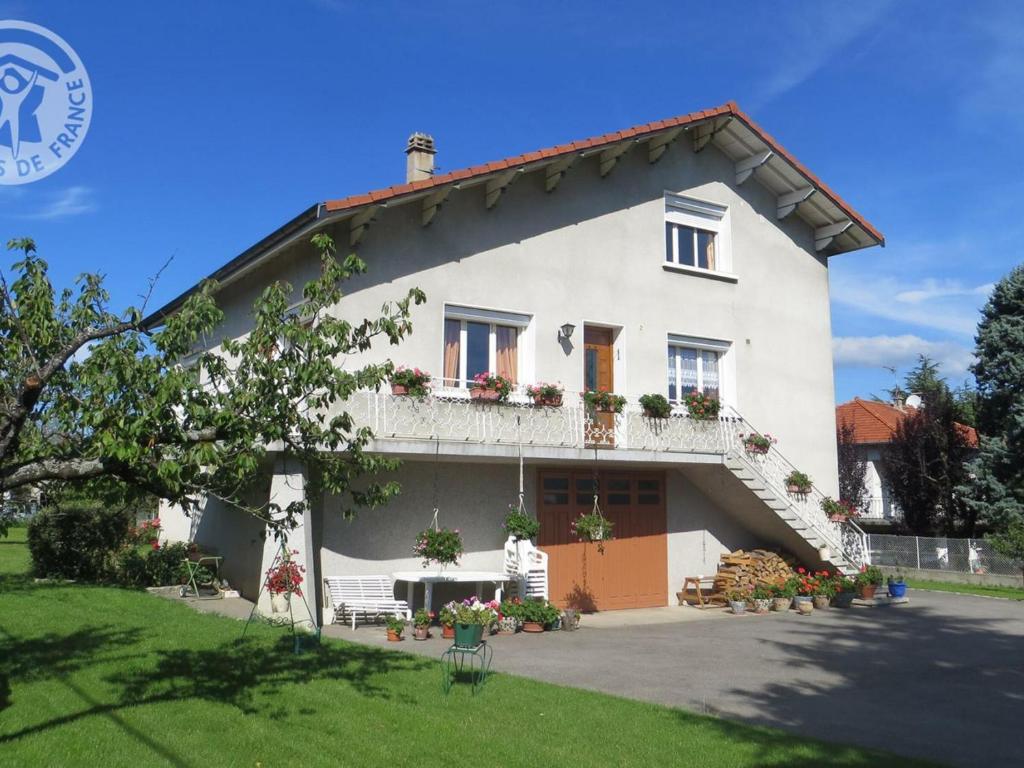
[329,590,1024,767]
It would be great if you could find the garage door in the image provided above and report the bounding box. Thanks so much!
[537,470,667,610]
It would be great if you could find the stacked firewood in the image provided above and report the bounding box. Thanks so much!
[713,549,795,593]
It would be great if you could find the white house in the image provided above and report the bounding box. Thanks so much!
[151,101,883,624]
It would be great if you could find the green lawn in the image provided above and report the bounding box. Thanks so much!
[0,529,929,767]
[908,578,1024,601]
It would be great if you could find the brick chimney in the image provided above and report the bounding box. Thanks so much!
[405,133,436,182]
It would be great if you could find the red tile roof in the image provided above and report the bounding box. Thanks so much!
[836,398,978,447]
[323,100,884,245]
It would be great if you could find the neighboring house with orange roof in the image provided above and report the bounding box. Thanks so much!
[836,397,979,526]
[146,102,884,624]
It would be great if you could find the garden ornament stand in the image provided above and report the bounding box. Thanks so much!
[243,538,321,654]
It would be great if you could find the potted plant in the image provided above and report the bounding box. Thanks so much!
[684,392,720,421]
[385,614,405,642]
[390,366,431,397]
[452,597,499,648]
[831,574,856,608]
[412,608,433,640]
[887,572,907,598]
[412,527,463,568]
[810,570,835,609]
[791,568,815,610]
[740,432,776,455]
[561,608,580,631]
[583,389,627,414]
[503,508,540,541]
[727,587,750,615]
[265,549,305,614]
[526,382,564,407]
[820,497,859,522]
[520,597,560,632]
[498,597,522,633]
[471,372,513,402]
[785,470,812,495]
[855,565,884,600]
[571,510,614,553]
[751,584,773,614]
[770,580,795,611]
[439,601,457,639]
[638,393,672,419]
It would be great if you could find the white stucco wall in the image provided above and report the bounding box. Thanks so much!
[208,138,841,495]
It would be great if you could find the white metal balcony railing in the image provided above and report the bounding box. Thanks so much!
[349,388,868,567]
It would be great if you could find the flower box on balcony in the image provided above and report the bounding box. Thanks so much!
[582,390,627,414]
[471,372,513,403]
[741,433,775,455]
[532,394,563,407]
[391,384,409,396]
[526,382,564,407]
[471,388,503,402]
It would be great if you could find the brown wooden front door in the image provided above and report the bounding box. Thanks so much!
[537,470,667,611]
[583,326,615,447]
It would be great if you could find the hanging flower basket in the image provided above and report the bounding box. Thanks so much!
[571,510,615,553]
[265,550,305,597]
[503,508,540,541]
[413,527,464,568]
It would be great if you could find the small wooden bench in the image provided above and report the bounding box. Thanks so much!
[677,576,724,608]
[324,575,411,630]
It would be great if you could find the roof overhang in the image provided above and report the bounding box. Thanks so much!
[144,101,883,328]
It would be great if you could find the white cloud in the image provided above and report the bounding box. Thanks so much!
[751,2,894,107]
[831,273,987,336]
[833,335,975,380]
[24,186,97,220]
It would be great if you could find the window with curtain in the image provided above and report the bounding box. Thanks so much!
[665,222,717,270]
[663,193,729,275]
[667,343,723,402]
[442,314,520,387]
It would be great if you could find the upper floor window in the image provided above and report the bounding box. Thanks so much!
[666,335,730,404]
[663,193,733,278]
[442,305,530,388]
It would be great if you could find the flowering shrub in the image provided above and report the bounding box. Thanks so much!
[413,527,463,567]
[684,392,720,420]
[499,596,524,621]
[503,508,540,540]
[453,596,499,626]
[525,382,564,404]
[472,372,514,400]
[785,470,813,493]
[741,433,776,454]
[391,366,431,397]
[583,389,627,413]
[571,510,614,553]
[855,564,884,586]
[638,393,672,418]
[413,608,433,627]
[266,550,305,596]
[127,517,162,547]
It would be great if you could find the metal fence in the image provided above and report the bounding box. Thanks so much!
[867,534,1023,576]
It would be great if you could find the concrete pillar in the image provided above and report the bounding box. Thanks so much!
[258,456,316,630]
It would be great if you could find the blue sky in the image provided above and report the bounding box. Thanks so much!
[1,1,1021,403]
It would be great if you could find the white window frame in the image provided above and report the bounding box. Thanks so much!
[663,193,736,281]
[443,304,533,389]
[667,334,734,409]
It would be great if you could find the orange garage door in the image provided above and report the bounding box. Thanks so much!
[537,470,667,610]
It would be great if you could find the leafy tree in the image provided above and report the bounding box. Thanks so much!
[988,517,1024,581]
[962,265,1024,532]
[836,422,868,513]
[885,387,975,536]
[0,235,424,536]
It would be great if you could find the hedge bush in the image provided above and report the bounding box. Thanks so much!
[27,503,135,581]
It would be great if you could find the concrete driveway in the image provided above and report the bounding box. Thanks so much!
[334,590,1024,767]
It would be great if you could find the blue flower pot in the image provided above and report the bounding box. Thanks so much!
[888,582,907,598]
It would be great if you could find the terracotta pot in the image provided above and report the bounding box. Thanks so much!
[471,387,502,402]
[522,621,545,633]
[441,624,455,639]
[858,584,877,600]
[533,394,563,407]
[386,629,403,642]
[745,444,769,455]
[812,595,831,610]
[829,514,849,523]
[796,601,814,615]
[771,596,792,612]
[413,625,429,640]
[787,484,809,495]
[642,408,670,419]
[390,383,409,396]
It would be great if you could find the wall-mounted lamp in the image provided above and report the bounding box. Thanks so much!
[558,323,576,341]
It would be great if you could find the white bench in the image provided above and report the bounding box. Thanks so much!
[324,575,411,630]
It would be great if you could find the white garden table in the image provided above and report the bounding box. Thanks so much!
[391,570,512,612]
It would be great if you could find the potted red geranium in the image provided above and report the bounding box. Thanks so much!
[471,372,513,402]
[391,366,431,397]
[582,388,627,413]
[684,392,720,421]
[265,550,305,614]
